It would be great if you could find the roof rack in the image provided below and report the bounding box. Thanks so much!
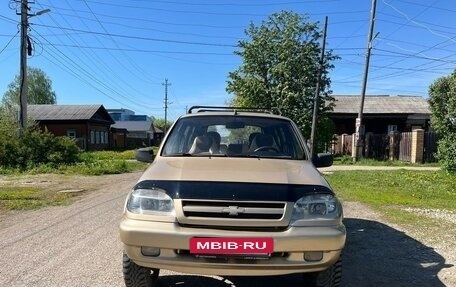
[187,106,282,115]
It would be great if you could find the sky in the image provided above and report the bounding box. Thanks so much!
[1,0,455,121]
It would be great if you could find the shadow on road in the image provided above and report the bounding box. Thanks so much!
[341,218,452,287]
[157,218,452,287]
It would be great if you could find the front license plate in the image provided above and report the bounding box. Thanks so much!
[189,237,274,255]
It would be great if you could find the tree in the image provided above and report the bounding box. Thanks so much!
[153,118,173,132]
[1,67,57,111]
[226,11,338,152]
[428,71,456,172]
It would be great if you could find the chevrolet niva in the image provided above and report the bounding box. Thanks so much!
[120,107,346,287]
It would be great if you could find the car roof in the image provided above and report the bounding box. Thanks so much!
[179,109,291,122]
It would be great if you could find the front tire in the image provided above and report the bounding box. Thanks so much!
[123,252,159,287]
[302,258,342,287]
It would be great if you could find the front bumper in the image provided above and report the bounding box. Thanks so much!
[120,218,346,276]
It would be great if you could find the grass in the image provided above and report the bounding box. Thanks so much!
[326,170,456,211]
[0,186,77,212]
[0,149,153,212]
[0,149,154,176]
[333,155,440,167]
[27,160,149,175]
[81,149,136,161]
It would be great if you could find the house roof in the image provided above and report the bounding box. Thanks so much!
[331,95,430,114]
[28,104,114,123]
[111,121,153,132]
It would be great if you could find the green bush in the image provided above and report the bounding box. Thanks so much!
[428,71,456,172]
[0,126,82,170]
[436,134,456,172]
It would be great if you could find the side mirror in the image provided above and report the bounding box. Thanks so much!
[135,147,154,163]
[312,152,333,168]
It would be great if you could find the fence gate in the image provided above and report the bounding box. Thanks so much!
[366,134,389,160]
[424,132,439,163]
[399,132,412,162]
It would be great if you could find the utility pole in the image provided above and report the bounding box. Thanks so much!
[310,16,328,158]
[18,0,29,136]
[354,0,377,161]
[16,1,49,136]
[162,79,171,135]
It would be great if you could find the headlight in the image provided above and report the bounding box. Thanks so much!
[291,194,341,224]
[127,188,175,215]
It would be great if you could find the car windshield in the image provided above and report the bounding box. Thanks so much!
[162,115,307,160]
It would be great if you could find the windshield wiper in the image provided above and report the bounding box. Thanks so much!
[166,153,229,157]
[245,153,293,159]
[165,153,194,157]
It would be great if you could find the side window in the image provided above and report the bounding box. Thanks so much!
[163,122,196,155]
[66,129,76,139]
[90,130,95,144]
[387,125,398,133]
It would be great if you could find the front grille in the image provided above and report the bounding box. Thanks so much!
[181,200,286,220]
[178,223,288,232]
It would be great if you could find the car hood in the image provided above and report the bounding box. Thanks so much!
[138,156,329,188]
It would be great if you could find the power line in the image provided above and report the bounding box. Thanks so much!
[33,2,162,104]
[0,31,19,54]
[32,23,237,47]
[80,0,164,82]
[46,10,241,40]
[374,48,456,64]
[31,29,161,112]
[394,0,456,13]
[33,5,245,29]
[0,14,17,24]
[67,0,365,17]
[382,0,456,44]
[35,0,161,92]
[38,42,233,55]
[108,0,340,7]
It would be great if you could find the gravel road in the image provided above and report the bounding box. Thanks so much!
[0,172,454,287]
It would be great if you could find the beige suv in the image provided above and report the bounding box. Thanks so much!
[120,107,346,287]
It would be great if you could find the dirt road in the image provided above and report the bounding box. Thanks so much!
[0,172,454,286]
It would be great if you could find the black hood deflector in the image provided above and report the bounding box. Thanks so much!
[135,180,333,202]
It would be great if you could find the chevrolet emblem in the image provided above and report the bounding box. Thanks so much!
[222,206,245,216]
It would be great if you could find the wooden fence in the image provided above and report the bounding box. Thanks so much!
[332,131,439,163]
[398,132,412,162]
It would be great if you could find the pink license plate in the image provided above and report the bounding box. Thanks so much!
[189,237,274,254]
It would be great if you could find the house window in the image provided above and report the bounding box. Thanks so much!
[100,131,104,144]
[96,131,100,144]
[90,130,95,143]
[104,132,109,144]
[66,129,76,139]
[387,125,398,133]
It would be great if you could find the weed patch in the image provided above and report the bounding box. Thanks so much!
[0,186,76,212]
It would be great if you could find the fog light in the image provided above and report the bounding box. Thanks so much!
[141,247,160,257]
[304,251,323,262]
